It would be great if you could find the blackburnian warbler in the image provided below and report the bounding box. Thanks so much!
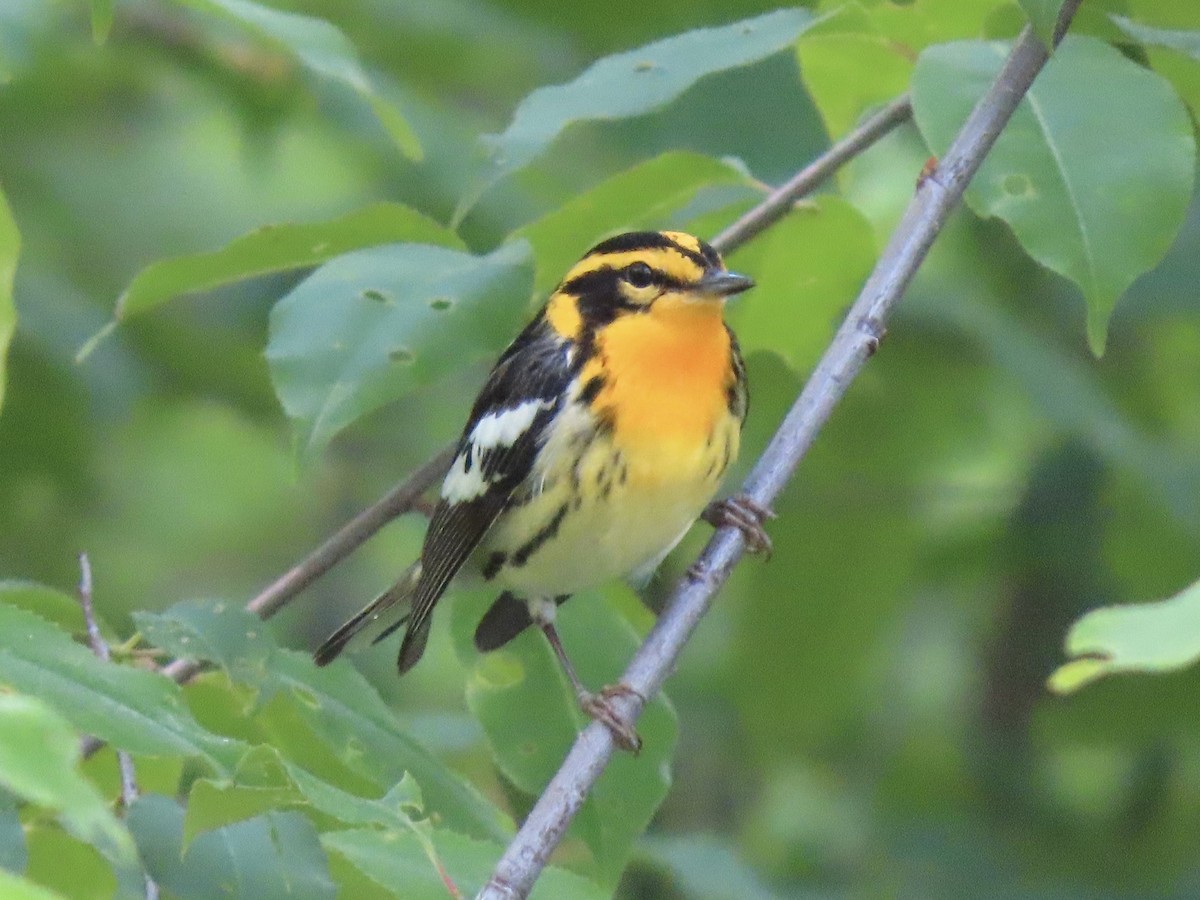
[314,230,771,750]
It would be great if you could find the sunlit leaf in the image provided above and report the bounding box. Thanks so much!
[114,203,461,322]
[798,4,914,138]
[178,0,420,158]
[726,195,876,371]
[456,8,818,221]
[0,184,17,416]
[515,152,751,295]
[1049,576,1200,694]
[0,695,139,886]
[912,36,1195,353]
[0,869,66,900]
[267,240,532,465]
[0,599,243,773]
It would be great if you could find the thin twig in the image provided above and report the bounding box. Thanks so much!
[709,93,913,255]
[478,8,1083,898]
[76,555,160,900]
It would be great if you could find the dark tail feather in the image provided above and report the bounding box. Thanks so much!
[397,614,433,674]
[313,563,420,667]
[474,593,570,653]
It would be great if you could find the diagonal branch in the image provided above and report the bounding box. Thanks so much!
[80,93,910,762]
[478,7,1083,899]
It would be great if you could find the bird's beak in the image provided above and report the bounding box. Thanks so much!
[698,269,755,297]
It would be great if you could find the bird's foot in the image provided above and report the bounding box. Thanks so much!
[703,493,776,557]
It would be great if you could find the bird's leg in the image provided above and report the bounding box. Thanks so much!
[528,597,643,754]
[702,493,776,557]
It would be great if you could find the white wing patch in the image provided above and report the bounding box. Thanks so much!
[440,399,553,503]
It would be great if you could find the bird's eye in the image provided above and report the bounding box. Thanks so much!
[624,262,655,289]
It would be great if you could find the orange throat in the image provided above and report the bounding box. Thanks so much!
[585,296,734,450]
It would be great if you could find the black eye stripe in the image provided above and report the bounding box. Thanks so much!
[561,265,691,298]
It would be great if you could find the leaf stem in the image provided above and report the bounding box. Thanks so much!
[478,7,1083,898]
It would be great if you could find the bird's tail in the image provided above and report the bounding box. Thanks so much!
[313,562,422,667]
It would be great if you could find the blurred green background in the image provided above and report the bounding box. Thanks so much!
[3,0,1200,897]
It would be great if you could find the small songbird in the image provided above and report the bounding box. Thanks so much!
[314,230,771,751]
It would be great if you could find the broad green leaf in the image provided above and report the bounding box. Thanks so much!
[456,8,818,221]
[726,195,877,371]
[1049,576,1200,694]
[453,586,677,889]
[324,827,608,900]
[0,695,139,885]
[135,600,511,842]
[0,581,87,636]
[177,0,420,159]
[1110,15,1200,115]
[0,870,66,900]
[185,746,448,884]
[0,601,243,773]
[912,37,1196,354]
[130,795,334,900]
[89,0,112,43]
[115,203,461,322]
[1019,0,1065,45]
[515,152,751,296]
[23,826,115,900]
[0,184,17,416]
[267,240,532,465]
[798,4,915,138]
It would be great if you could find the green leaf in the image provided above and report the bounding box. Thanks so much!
[89,0,113,43]
[454,587,677,888]
[1049,576,1200,694]
[0,184,17,417]
[114,203,461,322]
[324,827,608,900]
[267,240,533,465]
[726,195,877,371]
[0,599,243,773]
[639,833,785,900]
[135,600,512,842]
[0,869,67,900]
[0,694,139,885]
[797,4,915,138]
[912,36,1196,354]
[130,795,335,900]
[456,8,818,221]
[178,0,420,159]
[1019,0,1065,45]
[514,152,751,296]
[1110,15,1200,60]
[0,581,87,636]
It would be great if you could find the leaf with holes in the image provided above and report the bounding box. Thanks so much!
[114,203,461,322]
[267,240,533,465]
[455,8,817,221]
[912,36,1195,354]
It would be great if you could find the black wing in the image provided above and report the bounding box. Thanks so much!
[395,314,574,672]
